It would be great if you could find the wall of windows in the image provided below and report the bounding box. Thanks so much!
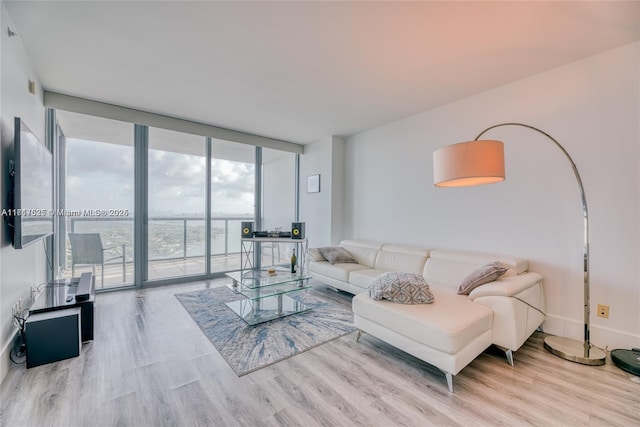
[53,110,298,288]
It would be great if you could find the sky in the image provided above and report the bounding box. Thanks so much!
[66,138,255,217]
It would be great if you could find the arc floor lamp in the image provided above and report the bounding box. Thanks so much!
[433,122,605,365]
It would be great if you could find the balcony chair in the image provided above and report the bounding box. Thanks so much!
[69,233,126,288]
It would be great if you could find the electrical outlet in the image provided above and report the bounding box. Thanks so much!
[597,304,609,319]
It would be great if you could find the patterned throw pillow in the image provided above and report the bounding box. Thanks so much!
[368,272,434,304]
[457,261,508,295]
[317,247,357,265]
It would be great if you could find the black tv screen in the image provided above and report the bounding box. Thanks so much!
[12,117,54,249]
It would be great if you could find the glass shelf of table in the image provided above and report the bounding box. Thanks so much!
[227,280,311,300]
[226,268,312,290]
[225,295,311,326]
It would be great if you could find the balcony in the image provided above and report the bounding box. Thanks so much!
[60,216,289,288]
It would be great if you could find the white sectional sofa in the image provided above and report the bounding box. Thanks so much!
[307,240,546,392]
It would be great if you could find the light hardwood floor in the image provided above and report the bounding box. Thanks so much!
[1,279,638,427]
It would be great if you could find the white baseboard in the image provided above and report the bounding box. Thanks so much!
[542,314,640,350]
[0,327,18,385]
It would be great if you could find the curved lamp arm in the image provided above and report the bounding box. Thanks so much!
[474,122,594,360]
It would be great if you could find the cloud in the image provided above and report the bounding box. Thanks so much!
[66,139,255,215]
[211,159,255,194]
[67,138,134,177]
[66,139,133,210]
[148,149,206,210]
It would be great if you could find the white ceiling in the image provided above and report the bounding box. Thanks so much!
[6,1,640,144]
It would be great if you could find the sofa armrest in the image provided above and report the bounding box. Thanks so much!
[468,272,543,300]
[307,248,327,262]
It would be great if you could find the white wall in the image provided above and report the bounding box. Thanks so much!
[1,2,47,383]
[300,136,332,247]
[344,42,640,349]
[330,137,345,245]
[299,135,345,248]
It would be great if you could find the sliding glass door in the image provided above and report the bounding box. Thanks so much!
[55,111,135,289]
[210,139,255,273]
[147,128,206,280]
[261,148,296,266]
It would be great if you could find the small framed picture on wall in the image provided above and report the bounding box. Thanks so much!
[307,174,320,193]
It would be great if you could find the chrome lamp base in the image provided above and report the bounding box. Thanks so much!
[543,336,606,366]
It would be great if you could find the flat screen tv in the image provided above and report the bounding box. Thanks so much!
[11,117,54,249]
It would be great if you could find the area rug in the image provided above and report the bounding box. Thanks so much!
[175,286,357,376]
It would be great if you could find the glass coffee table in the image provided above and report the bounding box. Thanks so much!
[225,268,312,325]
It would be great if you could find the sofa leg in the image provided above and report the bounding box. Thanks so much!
[495,345,515,367]
[444,372,454,393]
[505,349,514,367]
[356,330,363,343]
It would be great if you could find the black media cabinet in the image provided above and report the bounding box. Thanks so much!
[29,272,95,342]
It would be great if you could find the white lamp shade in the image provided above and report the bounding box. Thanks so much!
[433,140,505,187]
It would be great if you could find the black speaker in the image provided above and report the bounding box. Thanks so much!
[241,222,254,238]
[291,222,305,239]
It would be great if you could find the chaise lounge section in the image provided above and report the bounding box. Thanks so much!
[308,240,546,392]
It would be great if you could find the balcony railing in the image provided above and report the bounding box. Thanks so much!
[68,216,252,263]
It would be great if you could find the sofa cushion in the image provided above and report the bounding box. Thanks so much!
[340,239,383,250]
[375,245,429,274]
[368,272,434,304]
[457,262,508,295]
[423,250,528,290]
[379,244,430,257]
[348,269,388,289]
[341,240,382,268]
[353,289,492,354]
[310,261,368,282]
[318,247,357,265]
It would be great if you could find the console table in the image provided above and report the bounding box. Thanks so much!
[240,237,308,271]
